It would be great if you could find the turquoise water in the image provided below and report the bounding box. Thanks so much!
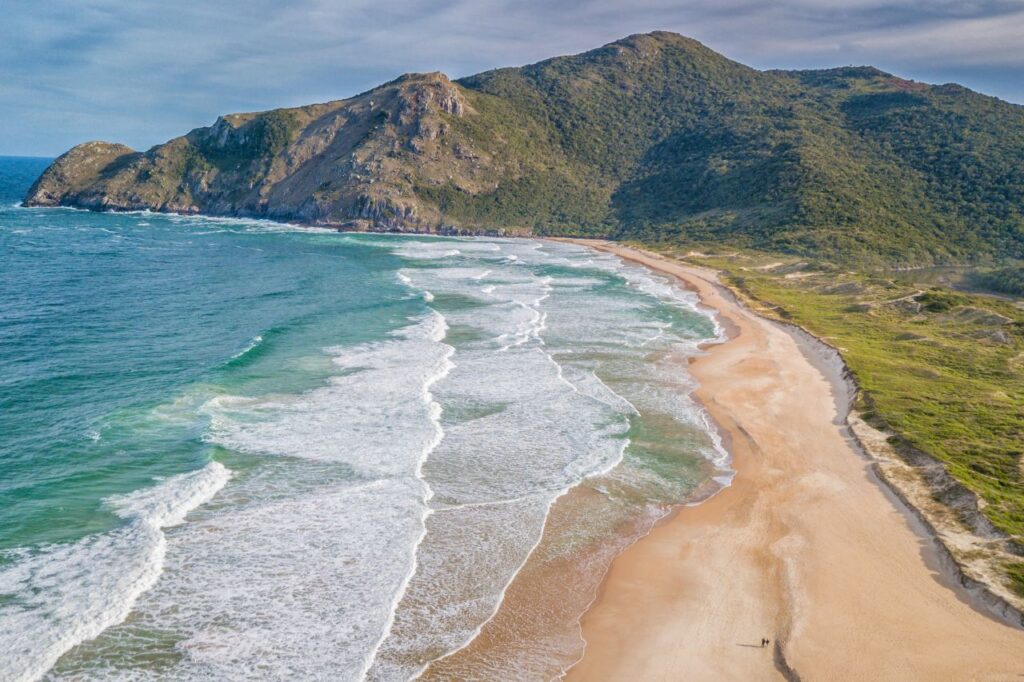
[0,156,726,680]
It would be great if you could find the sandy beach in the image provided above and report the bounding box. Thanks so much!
[563,241,1024,681]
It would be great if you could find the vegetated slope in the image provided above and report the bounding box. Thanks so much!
[25,32,1024,265]
[684,249,1024,601]
[972,265,1024,297]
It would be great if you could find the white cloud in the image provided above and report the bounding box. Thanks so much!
[1,0,1021,155]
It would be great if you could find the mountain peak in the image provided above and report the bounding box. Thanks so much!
[600,31,720,60]
[615,30,703,47]
[383,71,456,90]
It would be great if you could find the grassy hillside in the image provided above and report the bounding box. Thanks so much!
[25,31,1024,266]
[454,35,1024,264]
[664,245,1024,597]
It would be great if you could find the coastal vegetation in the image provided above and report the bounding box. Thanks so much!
[663,245,1024,597]
[972,266,1024,297]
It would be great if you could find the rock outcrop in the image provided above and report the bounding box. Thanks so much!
[27,142,137,207]
[26,71,500,232]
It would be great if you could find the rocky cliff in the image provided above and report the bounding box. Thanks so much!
[28,72,506,232]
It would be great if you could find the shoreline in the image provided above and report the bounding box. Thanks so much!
[417,243,734,679]
[560,240,1024,681]
[20,205,1022,677]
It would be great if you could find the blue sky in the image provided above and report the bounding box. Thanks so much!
[2,0,1022,156]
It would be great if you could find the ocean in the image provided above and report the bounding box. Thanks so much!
[0,156,728,680]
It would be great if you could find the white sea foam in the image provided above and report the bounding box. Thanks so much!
[51,311,459,680]
[391,242,462,260]
[49,474,430,681]
[451,241,501,254]
[26,235,727,680]
[0,462,230,682]
[15,203,80,212]
[363,270,457,681]
[366,244,659,678]
[163,212,337,236]
[230,334,263,360]
[204,313,452,473]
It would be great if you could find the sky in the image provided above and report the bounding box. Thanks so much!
[2,0,1022,156]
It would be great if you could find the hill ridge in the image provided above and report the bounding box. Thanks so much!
[24,31,1024,265]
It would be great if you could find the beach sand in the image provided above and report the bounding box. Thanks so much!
[563,241,1024,681]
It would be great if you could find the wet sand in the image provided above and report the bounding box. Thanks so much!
[563,241,1024,681]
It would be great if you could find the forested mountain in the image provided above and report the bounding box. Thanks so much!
[26,32,1024,265]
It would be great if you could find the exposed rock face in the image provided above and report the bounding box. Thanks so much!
[25,71,490,232]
